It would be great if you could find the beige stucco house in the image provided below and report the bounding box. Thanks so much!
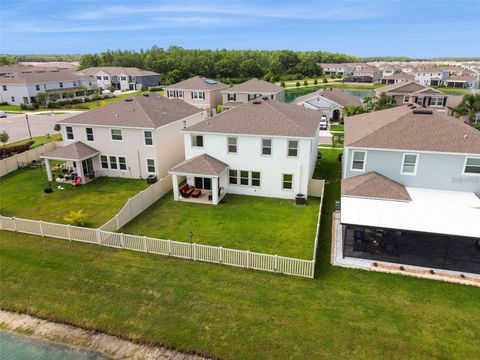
[376,81,448,109]
[221,78,285,110]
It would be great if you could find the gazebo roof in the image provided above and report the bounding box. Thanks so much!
[170,154,229,176]
[41,142,100,161]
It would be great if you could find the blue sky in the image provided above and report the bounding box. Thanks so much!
[0,0,478,57]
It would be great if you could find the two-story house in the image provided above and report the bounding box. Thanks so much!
[414,67,450,86]
[221,78,284,110]
[375,81,448,109]
[351,66,382,83]
[380,72,415,85]
[80,67,161,91]
[164,76,228,115]
[319,64,354,76]
[341,105,480,274]
[169,98,321,204]
[41,93,203,184]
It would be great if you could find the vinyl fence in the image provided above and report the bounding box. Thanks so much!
[100,174,173,232]
[0,215,315,278]
[0,142,63,177]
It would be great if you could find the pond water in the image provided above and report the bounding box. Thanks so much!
[285,87,376,103]
[0,330,108,360]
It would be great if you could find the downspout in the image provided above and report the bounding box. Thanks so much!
[137,150,142,179]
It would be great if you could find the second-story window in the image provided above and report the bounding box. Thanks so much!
[227,93,236,101]
[401,153,418,175]
[59,82,63,88]
[288,140,298,157]
[262,139,272,155]
[111,129,123,141]
[351,151,366,171]
[35,85,40,91]
[85,127,94,141]
[2,85,7,91]
[227,137,237,153]
[191,135,203,147]
[464,157,480,175]
[144,131,153,146]
[66,126,74,140]
[192,91,205,99]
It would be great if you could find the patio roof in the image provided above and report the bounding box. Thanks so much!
[41,141,100,161]
[170,154,229,176]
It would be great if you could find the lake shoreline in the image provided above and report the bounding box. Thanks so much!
[0,310,206,360]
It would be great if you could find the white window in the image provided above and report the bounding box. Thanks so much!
[416,96,424,105]
[73,81,77,87]
[59,82,63,88]
[35,84,40,91]
[288,140,298,157]
[2,85,7,91]
[103,76,108,80]
[192,91,205,99]
[147,159,156,174]
[227,93,236,101]
[351,151,366,171]
[100,155,108,169]
[66,126,74,140]
[282,174,293,190]
[144,131,153,146]
[430,97,437,106]
[464,157,480,175]
[251,172,261,187]
[262,139,272,155]
[119,156,127,170]
[109,156,118,170]
[85,127,94,141]
[227,137,237,153]
[240,170,249,185]
[229,170,238,184]
[111,129,123,141]
[403,95,409,103]
[191,135,203,147]
[401,153,418,175]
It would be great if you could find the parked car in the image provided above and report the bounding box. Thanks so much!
[319,114,328,130]
[0,111,7,118]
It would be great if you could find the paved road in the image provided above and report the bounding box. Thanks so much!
[0,112,82,142]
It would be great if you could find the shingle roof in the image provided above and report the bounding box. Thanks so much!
[41,142,99,161]
[342,172,412,201]
[294,88,362,107]
[344,105,480,154]
[80,67,159,77]
[448,75,478,81]
[381,73,415,80]
[225,78,284,93]
[185,99,321,138]
[0,69,89,85]
[58,93,201,129]
[376,81,446,96]
[170,154,229,176]
[165,76,228,91]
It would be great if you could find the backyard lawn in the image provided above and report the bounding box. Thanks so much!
[7,134,62,148]
[0,167,148,227]
[330,124,344,133]
[1,149,479,360]
[121,194,320,259]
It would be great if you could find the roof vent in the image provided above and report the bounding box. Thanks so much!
[412,109,433,115]
[464,134,469,140]
[252,100,262,105]
[262,96,269,100]
[125,98,133,102]
[143,93,149,97]
[205,79,217,85]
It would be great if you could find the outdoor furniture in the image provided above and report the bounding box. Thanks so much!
[180,184,195,197]
[353,230,367,252]
[191,189,202,198]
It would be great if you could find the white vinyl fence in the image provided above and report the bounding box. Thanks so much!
[100,174,173,232]
[0,215,315,278]
[0,142,63,177]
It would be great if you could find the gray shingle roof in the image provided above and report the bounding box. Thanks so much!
[295,88,362,107]
[342,172,412,201]
[58,93,201,129]
[164,76,228,91]
[185,99,321,138]
[41,142,99,161]
[79,67,159,77]
[170,154,229,176]
[225,78,284,93]
[0,69,89,85]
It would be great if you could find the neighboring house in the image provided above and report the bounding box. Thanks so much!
[319,64,354,76]
[446,96,480,124]
[79,67,161,91]
[41,93,203,184]
[376,81,448,108]
[221,78,285,110]
[414,67,450,86]
[0,67,94,105]
[350,66,382,83]
[380,72,415,85]
[294,88,362,121]
[164,76,228,115]
[341,105,480,273]
[169,98,321,204]
[444,75,479,89]
[380,65,402,77]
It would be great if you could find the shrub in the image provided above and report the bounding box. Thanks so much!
[148,86,163,92]
[20,103,39,110]
[330,73,337,79]
[322,78,328,83]
[280,81,286,88]
[0,130,9,146]
[0,141,34,158]
[295,81,300,87]
[314,79,318,85]
[216,104,223,114]
[303,80,308,86]
[63,210,91,227]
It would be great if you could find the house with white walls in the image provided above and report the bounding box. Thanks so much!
[169,98,322,204]
[79,67,161,91]
[340,105,480,274]
[221,78,285,110]
[414,67,450,86]
[41,93,203,184]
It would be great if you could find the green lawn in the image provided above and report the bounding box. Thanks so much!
[1,149,479,360]
[7,134,62,148]
[433,87,472,95]
[121,194,319,259]
[330,124,344,132]
[0,167,148,227]
[0,104,22,112]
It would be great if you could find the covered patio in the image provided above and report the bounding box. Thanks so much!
[41,141,100,185]
[169,154,228,205]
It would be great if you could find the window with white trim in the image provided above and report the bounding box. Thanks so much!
[100,155,108,169]
[240,170,249,185]
[229,170,238,184]
[464,157,480,174]
[288,140,298,157]
[192,91,205,99]
[401,153,418,175]
[262,139,272,155]
[147,159,156,173]
[85,127,94,141]
[118,157,127,170]
[282,174,293,190]
[227,93,236,101]
[251,172,261,187]
[403,95,409,103]
[416,96,424,105]
[66,126,74,140]
[109,156,118,169]
[144,131,153,146]
[351,151,366,171]
[111,129,123,141]
[191,135,203,147]
[227,136,237,153]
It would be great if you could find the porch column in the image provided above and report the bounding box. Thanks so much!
[45,159,53,182]
[172,173,179,201]
[212,176,219,204]
[77,160,86,184]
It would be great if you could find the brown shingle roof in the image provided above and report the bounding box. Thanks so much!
[225,78,284,93]
[41,142,99,161]
[58,93,201,129]
[165,76,228,91]
[294,88,362,107]
[0,69,89,85]
[344,105,480,154]
[170,154,228,176]
[185,99,321,138]
[448,75,478,81]
[342,172,412,201]
[80,67,159,77]
[381,73,415,81]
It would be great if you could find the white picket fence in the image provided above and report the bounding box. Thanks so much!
[0,142,63,177]
[0,215,315,278]
[100,174,174,232]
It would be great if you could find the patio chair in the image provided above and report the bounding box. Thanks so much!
[179,184,194,197]
[191,189,202,198]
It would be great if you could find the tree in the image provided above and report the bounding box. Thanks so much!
[277,50,300,73]
[53,124,61,138]
[0,131,9,147]
[280,81,286,87]
[36,92,48,105]
[322,78,328,83]
[362,96,375,111]
[452,94,480,125]
[342,105,366,116]
[373,93,396,110]
[303,80,308,86]
[296,81,301,87]
[314,79,318,85]
[239,59,264,78]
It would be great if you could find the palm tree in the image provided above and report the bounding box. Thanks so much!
[452,94,480,125]
[362,96,374,111]
[373,93,396,111]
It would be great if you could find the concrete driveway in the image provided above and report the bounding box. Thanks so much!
[0,111,83,143]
